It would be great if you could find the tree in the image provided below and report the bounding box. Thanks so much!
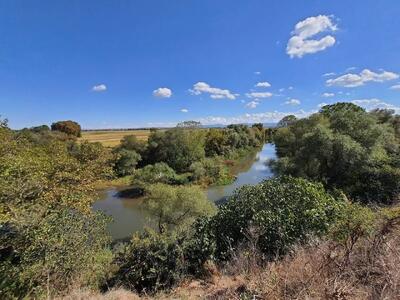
[114,149,141,176]
[271,103,400,204]
[145,128,206,172]
[118,134,147,154]
[277,115,297,128]
[198,176,340,260]
[144,183,216,233]
[51,120,82,137]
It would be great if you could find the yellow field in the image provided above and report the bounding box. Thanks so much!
[79,130,151,147]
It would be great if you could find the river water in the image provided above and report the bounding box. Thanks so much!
[93,143,275,240]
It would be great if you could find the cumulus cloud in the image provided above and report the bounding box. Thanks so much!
[190,82,236,100]
[351,98,400,113]
[153,87,172,98]
[197,109,315,125]
[390,84,400,90]
[255,81,271,88]
[322,92,335,97]
[326,69,399,87]
[286,15,337,58]
[180,108,189,113]
[285,98,301,105]
[323,72,336,77]
[246,92,273,98]
[92,84,107,92]
[246,101,260,109]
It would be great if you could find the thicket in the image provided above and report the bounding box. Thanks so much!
[271,103,400,204]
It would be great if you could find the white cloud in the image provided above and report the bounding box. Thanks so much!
[318,102,329,108]
[255,81,271,88]
[180,108,189,113]
[351,98,400,113]
[254,71,261,75]
[286,15,337,58]
[285,98,301,105]
[92,84,107,92]
[279,88,285,92]
[288,86,294,90]
[323,72,336,77]
[197,109,315,125]
[322,92,335,97]
[326,69,399,87]
[390,84,400,90]
[190,82,236,100]
[246,92,273,98]
[246,101,260,109]
[153,87,172,98]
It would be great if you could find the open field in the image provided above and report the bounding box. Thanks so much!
[79,130,151,147]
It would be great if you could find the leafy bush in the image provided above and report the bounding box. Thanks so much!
[189,158,232,185]
[109,230,186,293]
[114,149,141,177]
[200,176,341,260]
[0,209,112,298]
[132,162,189,186]
[144,183,216,233]
[271,103,400,204]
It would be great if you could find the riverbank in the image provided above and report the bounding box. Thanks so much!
[93,144,275,239]
[93,145,263,191]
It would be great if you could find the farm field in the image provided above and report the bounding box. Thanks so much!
[79,130,151,147]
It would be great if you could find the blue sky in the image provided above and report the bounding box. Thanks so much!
[1,0,400,129]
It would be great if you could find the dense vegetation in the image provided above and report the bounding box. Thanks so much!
[271,103,400,204]
[1,103,400,299]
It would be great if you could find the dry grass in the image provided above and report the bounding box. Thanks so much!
[64,215,400,300]
[79,130,151,147]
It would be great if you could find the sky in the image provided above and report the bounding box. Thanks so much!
[1,0,400,129]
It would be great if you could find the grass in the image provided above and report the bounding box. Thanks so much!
[79,130,151,147]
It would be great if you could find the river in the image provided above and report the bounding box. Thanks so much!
[93,143,275,240]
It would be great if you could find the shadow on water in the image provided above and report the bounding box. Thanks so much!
[93,143,276,240]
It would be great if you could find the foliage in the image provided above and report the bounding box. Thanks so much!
[145,128,206,172]
[114,149,141,177]
[69,141,116,179]
[132,162,186,186]
[143,184,216,232]
[277,115,297,128]
[0,126,113,298]
[0,209,112,298]
[271,103,400,204]
[109,230,186,293]
[328,201,375,248]
[51,120,82,137]
[199,176,341,260]
[118,134,147,155]
[189,157,233,185]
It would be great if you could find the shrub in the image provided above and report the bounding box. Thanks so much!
[143,183,216,233]
[200,176,341,260]
[109,230,186,293]
[114,149,141,177]
[0,209,113,298]
[132,163,185,186]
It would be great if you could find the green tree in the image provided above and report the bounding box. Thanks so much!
[144,183,216,233]
[114,149,141,176]
[200,176,340,260]
[277,115,297,128]
[271,103,400,204]
[145,128,206,172]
